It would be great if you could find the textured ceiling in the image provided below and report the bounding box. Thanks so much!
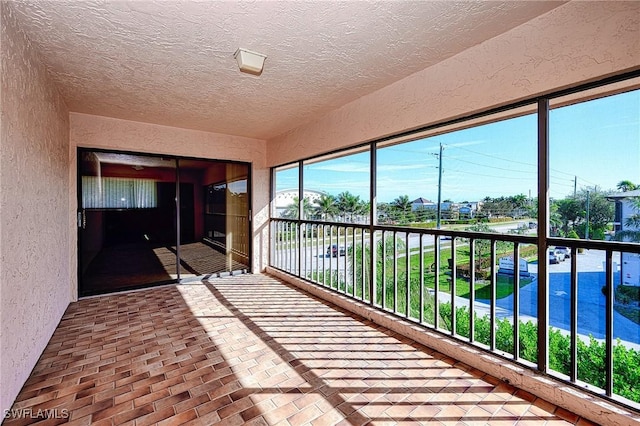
[8,1,565,140]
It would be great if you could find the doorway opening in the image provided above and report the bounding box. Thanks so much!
[77,149,251,296]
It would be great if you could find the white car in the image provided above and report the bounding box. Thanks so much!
[549,249,565,264]
[555,246,570,259]
[549,250,558,264]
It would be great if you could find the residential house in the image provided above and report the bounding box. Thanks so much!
[411,197,436,211]
[608,190,640,287]
[607,189,640,235]
[459,202,481,219]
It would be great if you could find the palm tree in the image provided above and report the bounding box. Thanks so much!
[549,207,563,237]
[282,196,312,219]
[617,180,638,192]
[389,195,414,224]
[391,195,412,212]
[336,191,363,222]
[358,199,370,218]
[377,202,391,223]
[314,194,337,221]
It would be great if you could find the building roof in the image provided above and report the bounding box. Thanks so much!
[412,197,433,204]
[274,189,326,209]
[606,190,640,200]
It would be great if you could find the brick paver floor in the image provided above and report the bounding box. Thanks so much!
[5,274,591,425]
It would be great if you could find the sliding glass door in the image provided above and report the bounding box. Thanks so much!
[177,159,250,280]
[78,149,250,296]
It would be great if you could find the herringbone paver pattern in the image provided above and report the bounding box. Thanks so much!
[5,274,591,425]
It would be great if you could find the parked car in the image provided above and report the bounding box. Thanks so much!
[327,244,346,257]
[555,246,570,259]
[549,249,564,264]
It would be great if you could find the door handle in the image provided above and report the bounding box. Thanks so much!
[77,210,86,229]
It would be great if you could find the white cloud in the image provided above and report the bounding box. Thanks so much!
[377,164,425,172]
[311,163,369,173]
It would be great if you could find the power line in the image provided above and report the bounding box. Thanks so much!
[445,169,538,181]
[441,154,576,187]
[450,144,600,186]
[445,156,537,174]
[450,145,537,169]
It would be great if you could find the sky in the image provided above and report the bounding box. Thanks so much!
[276,88,640,204]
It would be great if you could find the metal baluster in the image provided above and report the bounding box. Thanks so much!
[451,238,457,336]
[490,239,497,351]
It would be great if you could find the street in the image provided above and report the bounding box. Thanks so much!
[286,220,534,275]
[495,249,640,345]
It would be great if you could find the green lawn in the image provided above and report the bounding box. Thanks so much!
[285,231,537,300]
[615,305,640,325]
[397,244,535,300]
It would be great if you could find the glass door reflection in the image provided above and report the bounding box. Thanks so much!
[179,160,250,279]
[78,150,251,296]
[79,151,179,295]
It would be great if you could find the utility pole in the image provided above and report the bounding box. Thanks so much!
[436,143,443,229]
[574,176,577,198]
[585,190,590,240]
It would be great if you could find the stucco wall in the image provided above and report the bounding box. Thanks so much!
[68,113,269,280]
[267,1,640,166]
[1,3,71,414]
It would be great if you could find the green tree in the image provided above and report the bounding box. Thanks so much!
[377,202,391,224]
[283,196,312,219]
[526,197,538,219]
[336,191,365,222]
[392,195,412,211]
[314,194,337,221]
[549,202,563,236]
[345,235,411,310]
[552,188,613,239]
[554,197,582,236]
[389,195,416,225]
[465,223,493,272]
[358,199,370,219]
[481,196,518,218]
[617,180,638,192]
[510,194,529,208]
[389,195,415,224]
[414,206,436,222]
[578,188,613,239]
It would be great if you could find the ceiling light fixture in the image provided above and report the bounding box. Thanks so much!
[234,48,267,76]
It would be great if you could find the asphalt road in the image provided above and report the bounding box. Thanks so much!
[492,249,640,345]
[290,220,534,274]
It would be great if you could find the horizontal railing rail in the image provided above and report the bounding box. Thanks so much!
[270,217,640,410]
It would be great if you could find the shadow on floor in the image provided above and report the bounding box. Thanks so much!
[6,274,584,425]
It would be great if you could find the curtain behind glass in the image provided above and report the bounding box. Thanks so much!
[82,176,157,208]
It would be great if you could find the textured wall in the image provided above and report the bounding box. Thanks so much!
[68,113,269,277]
[267,1,640,166]
[0,3,70,414]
